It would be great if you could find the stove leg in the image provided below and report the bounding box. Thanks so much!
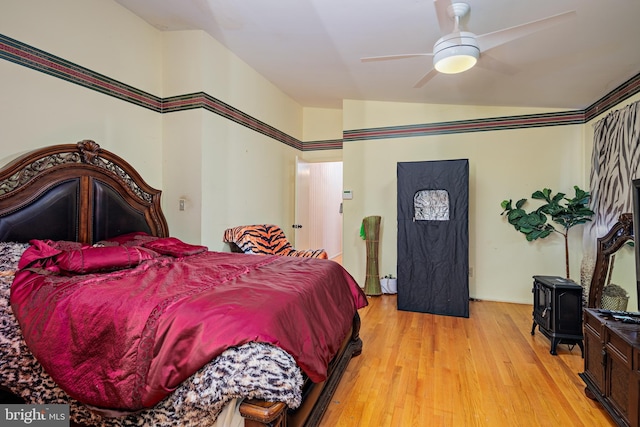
[531,321,537,335]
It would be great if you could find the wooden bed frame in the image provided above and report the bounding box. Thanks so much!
[0,140,362,427]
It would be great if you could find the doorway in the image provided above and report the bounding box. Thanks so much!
[295,159,343,260]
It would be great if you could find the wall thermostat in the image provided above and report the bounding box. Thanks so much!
[342,190,353,200]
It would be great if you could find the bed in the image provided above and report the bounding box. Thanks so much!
[0,140,367,427]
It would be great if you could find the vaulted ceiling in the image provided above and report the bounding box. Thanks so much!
[115,0,640,110]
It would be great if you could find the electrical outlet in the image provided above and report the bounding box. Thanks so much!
[179,199,185,211]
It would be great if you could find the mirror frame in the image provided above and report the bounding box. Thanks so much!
[588,213,634,308]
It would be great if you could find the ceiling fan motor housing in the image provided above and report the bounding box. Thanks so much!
[433,31,479,74]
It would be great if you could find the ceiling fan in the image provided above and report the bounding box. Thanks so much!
[361,0,576,88]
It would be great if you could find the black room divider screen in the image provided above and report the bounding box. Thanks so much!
[397,159,469,317]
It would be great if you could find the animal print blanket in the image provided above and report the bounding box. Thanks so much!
[0,242,302,427]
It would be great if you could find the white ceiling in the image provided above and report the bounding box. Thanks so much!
[114,0,640,110]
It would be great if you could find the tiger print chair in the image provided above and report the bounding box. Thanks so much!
[222,224,328,259]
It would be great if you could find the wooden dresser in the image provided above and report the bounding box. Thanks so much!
[580,308,640,427]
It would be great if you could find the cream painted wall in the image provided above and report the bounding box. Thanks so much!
[1,0,162,96]
[342,99,586,304]
[163,31,302,139]
[303,107,343,141]
[0,0,163,187]
[300,107,343,170]
[164,108,300,249]
[161,30,303,248]
[162,110,204,244]
[200,112,301,250]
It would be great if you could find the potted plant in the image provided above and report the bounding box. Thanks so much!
[500,186,594,279]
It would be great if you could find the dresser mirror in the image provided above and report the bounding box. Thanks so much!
[587,213,637,311]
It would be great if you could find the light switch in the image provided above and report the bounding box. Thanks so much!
[179,199,185,211]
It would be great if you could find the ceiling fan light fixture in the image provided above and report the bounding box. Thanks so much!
[433,32,479,74]
[434,47,478,74]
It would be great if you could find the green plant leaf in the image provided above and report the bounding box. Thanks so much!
[529,229,545,240]
[574,186,587,199]
[529,213,543,224]
[516,216,532,228]
[531,190,546,200]
[507,209,525,222]
[538,229,552,238]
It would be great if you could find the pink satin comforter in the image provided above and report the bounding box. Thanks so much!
[10,238,367,411]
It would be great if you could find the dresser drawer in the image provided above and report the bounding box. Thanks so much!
[606,327,633,369]
[584,309,604,338]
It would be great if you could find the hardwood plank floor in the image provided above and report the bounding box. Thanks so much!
[320,295,615,427]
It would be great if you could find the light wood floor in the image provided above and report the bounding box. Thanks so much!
[320,295,615,427]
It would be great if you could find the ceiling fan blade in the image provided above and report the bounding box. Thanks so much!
[433,0,454,34]
[477,53,519,75]
[413,68,439,88]
[361,53,432,62]
[476,10,576,52]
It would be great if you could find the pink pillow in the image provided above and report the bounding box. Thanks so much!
[56,246,158,274]
[142,237,207,257]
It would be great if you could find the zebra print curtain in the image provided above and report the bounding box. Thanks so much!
[581,100,640,288]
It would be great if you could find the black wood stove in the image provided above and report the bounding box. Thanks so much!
[531,275,584,357]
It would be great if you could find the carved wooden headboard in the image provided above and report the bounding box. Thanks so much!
[0,140,169,244]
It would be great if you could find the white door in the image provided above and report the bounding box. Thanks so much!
[294,157,310,248]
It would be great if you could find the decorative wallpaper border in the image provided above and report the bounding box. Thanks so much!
[584,73,640,122]
[343,110,585,141]
[163,92,303,150]
[300,139,344,151]
[2,33,639,150]
[0,34,162,112]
